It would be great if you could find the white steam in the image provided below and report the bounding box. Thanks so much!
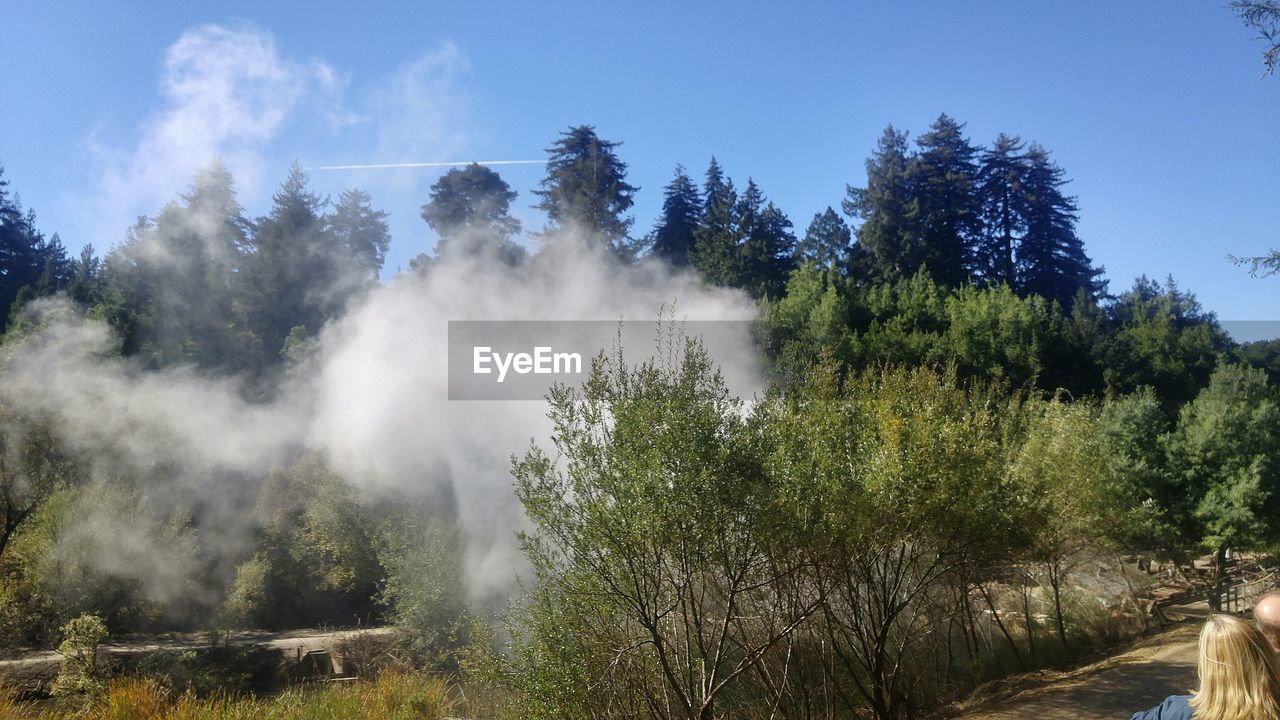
[15,20,765,619]
[2,233,763,611]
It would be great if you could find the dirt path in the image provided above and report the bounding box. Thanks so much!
[0,627,397,694]
[953,624,1199,719]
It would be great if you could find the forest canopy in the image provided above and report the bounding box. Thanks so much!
[0,114,1277,719]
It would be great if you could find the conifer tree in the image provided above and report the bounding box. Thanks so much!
[1016,145,1104,308]
[690,157,741,286]
[421,163,523,264]
[910,114,982,286]
[975,134,1027,288]
[329,188,391,280]
[843,126,920,283]
[244,163,347,358]
[98,160,256,369]
[533,125,637,255]
[0,167,70,328]
[648,165,700,266]
[736,181,796,299]
[797,207,852,271]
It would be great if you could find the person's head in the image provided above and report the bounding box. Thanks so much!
[1189,614,1280,720]
[1255,592,1280,654]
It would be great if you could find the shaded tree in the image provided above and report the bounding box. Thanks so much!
[1165,363,1280,611]
[1099,389,1180,554]
[1016,145,1104,308]
[421,163,525,265]
[243,163,355,361]
[0,166,73,331]
[690,157,741,286]
[736,180,796,299]
[909,114,982,286]
[98,161,258,370]
[844,126,920,283]
[533,125,637,254]
[223,454,384,630]
[975,134,1026,288]
[328,188,391,280]
[647,165,700,266]
[1102,276,1231,409]
[796,207,852,271]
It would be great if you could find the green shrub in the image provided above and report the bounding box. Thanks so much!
[51,612,107,696]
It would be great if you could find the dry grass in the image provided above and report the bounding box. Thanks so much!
[0,671,462,720]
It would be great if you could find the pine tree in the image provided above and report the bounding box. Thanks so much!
[910,114,982,286]
[796,206,853,271]
[329,188,391,280]
[0,203,44,326]
[648,165,700,266]
[244,163,346,359]
[421,163,523,265]
[843,125,920,283]
[1016,145,1104,308]
[34,233,73,295]
[67,243,104,307]
[736,181,796,299]
[759,202,798,297]
[98,160,256,369]
[533,125,637,254]
[690,157,741,286]
[975,134,1027,288]
[0,168,45,327]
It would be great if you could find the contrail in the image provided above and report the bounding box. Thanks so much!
[305,160,547,171]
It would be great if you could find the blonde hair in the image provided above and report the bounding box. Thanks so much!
[1189,614,1280,720]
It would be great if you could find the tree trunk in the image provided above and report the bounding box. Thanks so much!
[1113,550,1148,632]
[978,582,1023,665]
[961,588,982,662]
[1209,545,1228,613]
[1050,562,1068,649]
[1021,578,1037,659]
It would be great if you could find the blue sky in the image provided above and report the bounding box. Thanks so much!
[2,1,1277,325]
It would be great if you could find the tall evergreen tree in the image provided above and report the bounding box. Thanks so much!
[975,134,1027,288]
[533,125,637,254]
[796,207,853,271]
[736,181,796,300]
[1016,145,1104,308]
[99,160,255,369]
[244,163,348,359]
[648,165,700,266]
[910,114,982,286]
[843,126,920,283]
[67,243,104,307]
[690,157,741,286]
[421,163,523,265]
[0,166,71,329]
[328,188,391,280]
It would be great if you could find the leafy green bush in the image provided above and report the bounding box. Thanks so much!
[51,613,107,696]
[377,519,465,667]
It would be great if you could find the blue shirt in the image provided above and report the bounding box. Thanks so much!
[1129,695,1193,720]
